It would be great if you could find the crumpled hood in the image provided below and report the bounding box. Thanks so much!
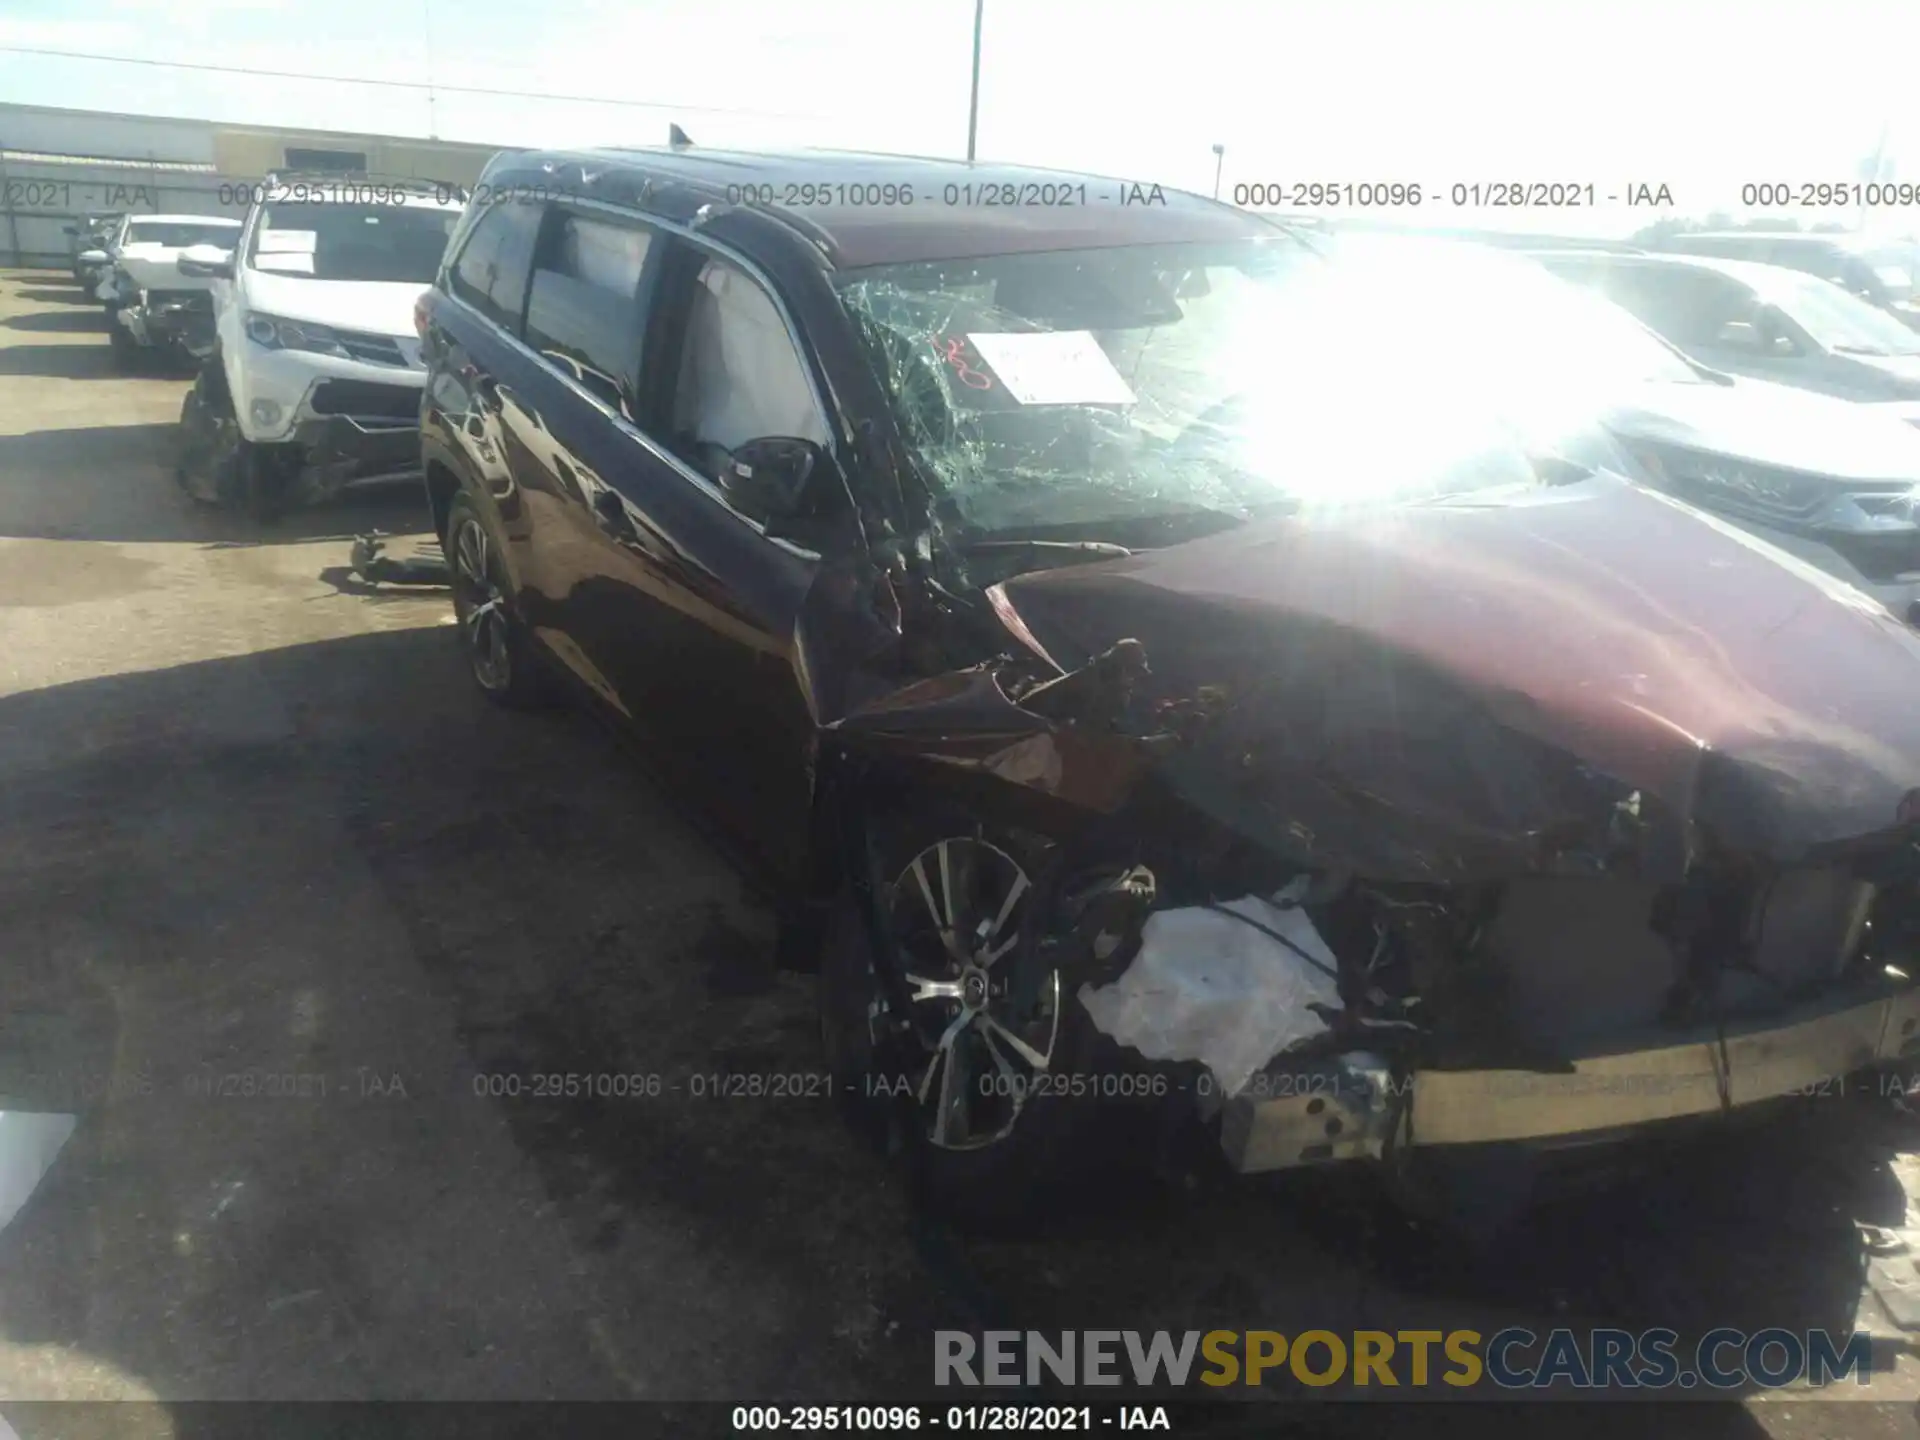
[1602,377,1920,484]
[242,268,427,336]
[994,474,1920,881]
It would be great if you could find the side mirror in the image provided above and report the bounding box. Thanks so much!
[62,225,77,236]
[719,436,836,535]
[77,249,108,266]
[177,244,235,280]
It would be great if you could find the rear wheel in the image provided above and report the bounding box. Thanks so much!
[446,493,553,710]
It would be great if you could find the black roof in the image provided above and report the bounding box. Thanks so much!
[480,146,1283,269]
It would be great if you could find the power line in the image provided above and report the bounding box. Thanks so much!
[0,45,831,123]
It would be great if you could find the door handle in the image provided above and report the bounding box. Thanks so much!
[592,488,634,538]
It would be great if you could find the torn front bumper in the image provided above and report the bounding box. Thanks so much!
[287,415,422,504]
[1220,982,1920,1173]
[118,293,215,355]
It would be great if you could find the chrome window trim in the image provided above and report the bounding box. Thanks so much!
[439,193,843,562]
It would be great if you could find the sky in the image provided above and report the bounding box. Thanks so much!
[1,0,1916,238]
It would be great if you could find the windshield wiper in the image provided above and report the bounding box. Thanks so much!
[1834,344,1898,357]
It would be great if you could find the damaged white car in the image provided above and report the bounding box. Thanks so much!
[174,175,464,519]
[90,214,242,370]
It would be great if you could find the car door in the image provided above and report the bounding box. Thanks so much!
[422,196,547,596]
[547,233,838,880]
[473,205,665,716]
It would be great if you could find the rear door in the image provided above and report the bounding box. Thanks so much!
[493,205,663,714]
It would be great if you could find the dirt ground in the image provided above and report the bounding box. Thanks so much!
[4,267,1920,1435]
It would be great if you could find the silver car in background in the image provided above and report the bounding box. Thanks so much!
[1538,250,1920,420]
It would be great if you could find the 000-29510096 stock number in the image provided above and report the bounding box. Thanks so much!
[1742,181,1920,207]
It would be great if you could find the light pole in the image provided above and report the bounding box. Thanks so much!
[966,0,984,162]
[1211,143,1225,200]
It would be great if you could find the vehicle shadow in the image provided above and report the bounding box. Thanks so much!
[0,423,432,544]
[0,344,125,380]
[11,286,98,306]
[4,311,108,334]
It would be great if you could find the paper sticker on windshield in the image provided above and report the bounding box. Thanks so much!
[258,229,318,253]
[964,330,1138,407]
[254,252,315,274]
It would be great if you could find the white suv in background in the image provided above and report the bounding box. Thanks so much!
[89,214,243,369]
[174,174,467,519]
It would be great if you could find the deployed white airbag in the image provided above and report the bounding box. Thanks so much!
[1077,889,1341,1097]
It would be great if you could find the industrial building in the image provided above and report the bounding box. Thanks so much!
[0,102,506,266]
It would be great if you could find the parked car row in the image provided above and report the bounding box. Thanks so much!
[60,149,1920,1228]
[71,212,244,367]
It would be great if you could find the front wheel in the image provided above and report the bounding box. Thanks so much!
[819,812,1163,1234]
[107,313,141,371]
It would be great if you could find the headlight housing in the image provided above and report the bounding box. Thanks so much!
[1623,441,1834,521]
[244,312,349,359]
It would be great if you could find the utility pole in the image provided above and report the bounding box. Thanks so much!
[965,0,984,162]
[1211,143,1225,200]
[423,0,440,139]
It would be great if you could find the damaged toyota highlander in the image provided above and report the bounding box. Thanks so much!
[175,174,465,519]
[420,145,1920,1230]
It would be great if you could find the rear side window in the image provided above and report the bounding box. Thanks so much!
[524,212,653,418]
[448,199,543,333]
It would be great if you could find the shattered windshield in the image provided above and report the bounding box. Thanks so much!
[247,202,461,283]
[835,240,1545,539]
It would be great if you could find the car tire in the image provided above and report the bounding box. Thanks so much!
[237,446,292,524]
[106,314,140,371]
[817,806,1156,1235]
[445,492,554,710]
[174,364,234,506]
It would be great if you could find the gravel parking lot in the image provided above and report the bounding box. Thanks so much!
[4,267,1920,1434]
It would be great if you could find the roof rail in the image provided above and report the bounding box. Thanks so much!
[687,193,839,263]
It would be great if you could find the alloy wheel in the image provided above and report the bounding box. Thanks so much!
[885,836,1060,1151]
[451,515,511,692]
